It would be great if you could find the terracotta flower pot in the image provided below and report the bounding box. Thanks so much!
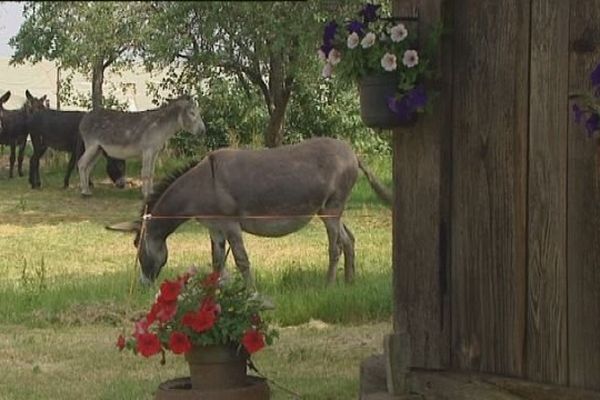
[359,73,415,129]
[184,344,248,391]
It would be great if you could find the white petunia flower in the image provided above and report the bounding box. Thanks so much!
[347,32,359,49]
[389,24,408,42]
[380,53,397,72]
[317,49,327,61]
[361,32,376,48]
[322,62,333,78]
[402,49,419,68]
[327,48,341,65]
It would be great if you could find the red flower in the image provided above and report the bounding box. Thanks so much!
[116,334,126,351]
[200,297,220,316]
[182,308,217,333]
[136,332,162,357]
[158,279,182,303]
[202,271,220,287]
[242,329,265,354]
[133,318,150,339]
[148,301,178,324]
[169,332,192,354]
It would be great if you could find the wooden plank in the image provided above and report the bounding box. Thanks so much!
[450,0,529,376]
[408,369,600,400]
[567,0,600,390]
[391,0,451,370]
[525,0,569,385]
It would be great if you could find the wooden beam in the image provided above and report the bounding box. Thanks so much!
[526,0,569,384]
[567,0,600,390]
[391,0,451,370]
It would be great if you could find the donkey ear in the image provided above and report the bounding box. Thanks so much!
[25,90,33,101]
[105,220,141,233]
[0,91,11,103]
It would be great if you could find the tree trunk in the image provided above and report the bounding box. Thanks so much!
[264,53,292,148]
[91,59,104,110]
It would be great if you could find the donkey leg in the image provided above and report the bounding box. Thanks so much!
[209,229,227,275]
[141,150,160,199]
[77,144,102,196]
[63,149,77,188]
[224,227,255,290]
[340,222,356,284]
[8,142,15,178]
[28,135,47,189]
[17,139,26,177]
[321,216,343,286]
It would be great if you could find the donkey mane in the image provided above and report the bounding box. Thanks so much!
[140,159,200,216]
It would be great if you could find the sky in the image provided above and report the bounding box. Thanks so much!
[0,2,24,58]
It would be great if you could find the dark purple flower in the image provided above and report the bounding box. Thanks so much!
[387,96,413,122]
[585,113,600,137]
[323,20,338,44]
[359,3,381,23]
[591,63,600,90]
[320,43,333,58]
[405,85,428,109]
[347,20,365,35]
[573,103,584,124]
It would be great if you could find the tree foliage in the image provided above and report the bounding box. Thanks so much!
[9,2,146,109]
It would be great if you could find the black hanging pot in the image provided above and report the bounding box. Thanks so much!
[359,73,415,130]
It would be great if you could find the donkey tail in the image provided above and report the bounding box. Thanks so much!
[357,156,393,206]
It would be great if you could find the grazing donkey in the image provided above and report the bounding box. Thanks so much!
[24,90,126,189]
[0,90,47,178]
[78,95,206,198]
[107,137,390,288]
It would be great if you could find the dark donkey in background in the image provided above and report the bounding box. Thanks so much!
[108,137,392,288]
[24,90,126,189]
[0,90,47,178]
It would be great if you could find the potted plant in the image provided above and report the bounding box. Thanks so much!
[117,267,278,398]
[318,3,441,129]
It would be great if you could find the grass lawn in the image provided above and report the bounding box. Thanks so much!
[0,147,393,399]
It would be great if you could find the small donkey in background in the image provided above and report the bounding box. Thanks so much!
[0,90,48,178]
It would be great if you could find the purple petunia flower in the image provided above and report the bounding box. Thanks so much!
[405,85,428,109]
[573,103,584,124]
[387,96,412,122]
[591,63,600,90]
[359,3,381,23]
[323,20,338,44]
[320,43,333,58]
[347,20,365,35]
[585,113,600,137]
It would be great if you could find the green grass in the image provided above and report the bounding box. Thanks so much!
[0,146,393,399]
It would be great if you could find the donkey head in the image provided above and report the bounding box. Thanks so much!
[25,90,49,114]
[106,220,168,285]
[176,96,206,136]
[0,91,9,135]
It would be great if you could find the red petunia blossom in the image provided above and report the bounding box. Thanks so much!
[148,301,178,324]
[169,331,192,354]
[200,297,220,316]
[242,329,265,354]
[133,318,150,339]
[182,308,217,333]
[202,271,220,287]
[116,334,126,351]
[158,279,182,303]
[136,332,162,357]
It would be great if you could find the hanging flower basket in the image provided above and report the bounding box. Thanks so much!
[359,73,417,129]
[318,3,441,130]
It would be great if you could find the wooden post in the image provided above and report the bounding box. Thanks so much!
[391,0,451,373]
[525,0,569,384]
[450,0,529,376]
[567,0,600,390]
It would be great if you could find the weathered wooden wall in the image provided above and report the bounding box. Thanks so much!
[391,0,600,391]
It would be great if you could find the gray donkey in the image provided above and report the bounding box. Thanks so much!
[77,96,205,198]
[107,137,391,287]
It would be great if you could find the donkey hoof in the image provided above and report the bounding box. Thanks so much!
[80,191,93,198]
[115,177,126,189]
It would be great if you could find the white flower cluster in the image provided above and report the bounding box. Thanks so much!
[319,23,420,78]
